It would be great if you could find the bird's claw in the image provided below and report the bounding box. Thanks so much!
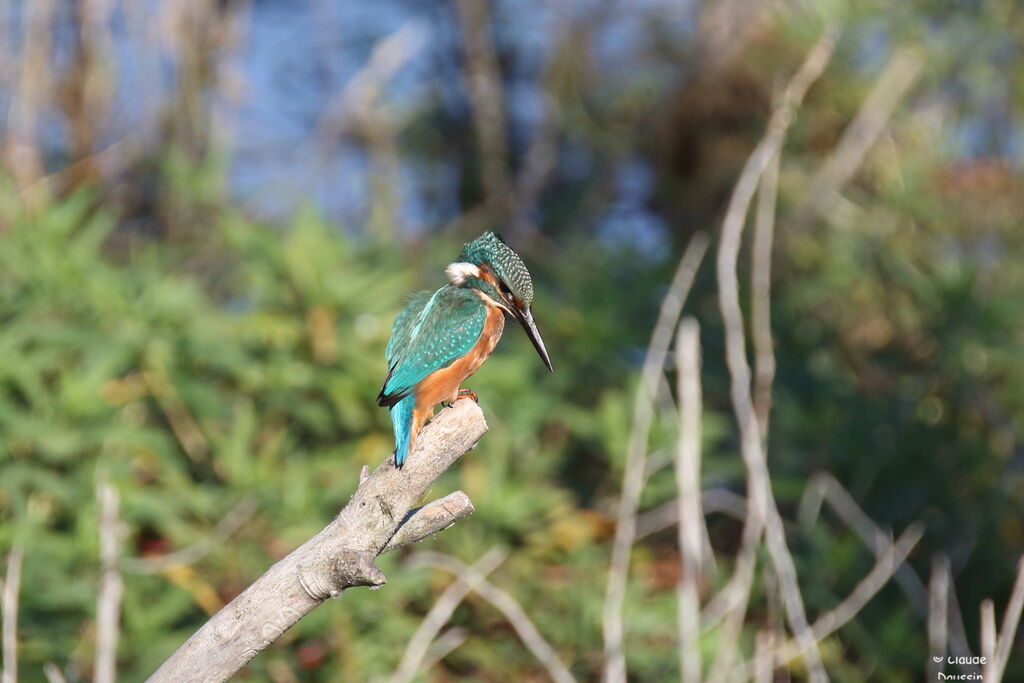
[456,388,479,403]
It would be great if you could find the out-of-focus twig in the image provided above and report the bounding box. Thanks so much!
[751,145,779,438]
[421,627,469,673]
[674,318,705,683]
[313,20,429,145]
[987,557,1024,683]
[5,0,56,208]
[602,232,710,683]
[413,552,576,683]
[748,523,923,679]
[508,0,571,242]
[792,48,924,229]
[142,369,209,463]
[753,631,774,683]
[799,472,977,674]
[63,0,116,176]
[928,556,950,681]
[981,600,996,676]
[304,20,428,239]
[636,489,747,539]
[455,0,512,217]
[390,548,507,683]
[96,469,127,683]
[692,0,778,80]
[708,26,839,683]
[25,135,138,200]
[43,662,67,683]
[1,546,25,683]
[123,497,257,574]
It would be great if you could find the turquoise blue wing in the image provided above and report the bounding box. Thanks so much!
[385,290,432,364]
[377,287,487,407]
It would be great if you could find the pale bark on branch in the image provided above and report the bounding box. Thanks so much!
[147,399,487,683]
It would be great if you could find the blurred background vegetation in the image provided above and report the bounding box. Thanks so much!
[1,0,1023,681]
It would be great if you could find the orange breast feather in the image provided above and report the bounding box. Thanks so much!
[415,303,505,413]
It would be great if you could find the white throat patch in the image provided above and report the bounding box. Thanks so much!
[445,261,481,285]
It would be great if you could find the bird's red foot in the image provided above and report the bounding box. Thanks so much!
[456,388,478,403]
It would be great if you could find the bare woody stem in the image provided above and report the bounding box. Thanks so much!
[147,399,487,683]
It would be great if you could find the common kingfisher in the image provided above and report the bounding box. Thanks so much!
[377,232,553,468]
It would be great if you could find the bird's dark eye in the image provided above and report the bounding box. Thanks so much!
[498,281,512,297]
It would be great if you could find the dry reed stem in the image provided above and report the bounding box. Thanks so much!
[751,147,779,438]
[1,547,24,683]
[95,470,127,683]
[421,628,469,673]
[753,631,774,683]
[758,523,923,678]
[390,548,507,683]
[43,662,67,683]
[455,0,512,216]
[707,26,839,683]
[793,48,923,228]
[981,600,996,677]
[340,20,429,239]
[636,489,748,539]
[928,556,950,680]
[142,369,210,462]
[6,0,56,204]
[414,552,576,683]
[602,232,710,683]
[987,557,1024,682]
[674,318,705,683]
[123,497,257,574]
[799,472,978,674]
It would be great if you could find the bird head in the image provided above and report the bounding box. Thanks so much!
[446,232,553,371]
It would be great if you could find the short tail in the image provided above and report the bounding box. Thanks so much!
[390,395,416,468]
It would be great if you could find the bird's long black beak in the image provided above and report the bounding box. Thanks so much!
[514,306,553,371]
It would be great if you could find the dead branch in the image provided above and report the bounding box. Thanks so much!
[146,400,486,683]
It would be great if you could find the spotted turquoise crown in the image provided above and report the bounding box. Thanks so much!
[459,232,535,307]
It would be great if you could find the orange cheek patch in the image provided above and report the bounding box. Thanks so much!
[476,264,501,288]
